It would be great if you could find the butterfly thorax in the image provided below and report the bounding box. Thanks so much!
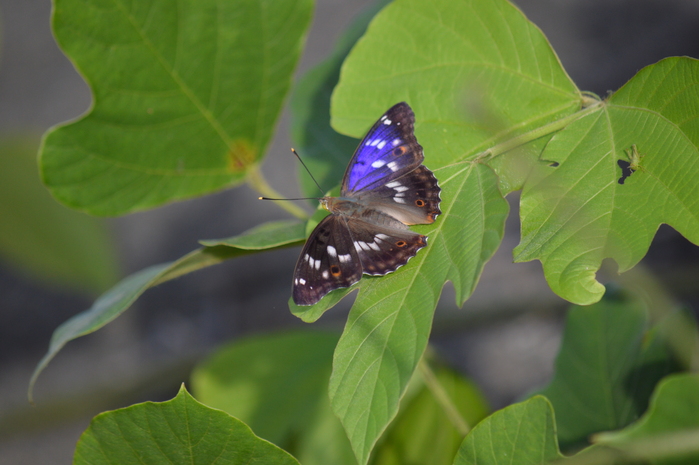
[320,196,409,231]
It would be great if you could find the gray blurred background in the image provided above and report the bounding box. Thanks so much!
[1,0,699,463]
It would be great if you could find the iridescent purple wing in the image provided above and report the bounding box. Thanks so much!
[341,102,424,195]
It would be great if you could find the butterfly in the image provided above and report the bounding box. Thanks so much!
[293,102,441,306]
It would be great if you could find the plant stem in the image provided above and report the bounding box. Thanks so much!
[247,166,309,220]
[478,100,604,162]
[418,358,470,436]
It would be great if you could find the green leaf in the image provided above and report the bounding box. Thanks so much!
[454,396,563,465]
[42,0,313,215]
[536,290,687,449]
[372,365,490,465]
[0,135,118,292]
[290,0,389,198]
[327,162,508,464]
[515,57,699,305]
[191,330,355,465]
[29,220,305,402]
[331,0,580,183]
[74,385,299,465]
[593,374,699,465]
[323,0,579,459]
[200,219,306,248]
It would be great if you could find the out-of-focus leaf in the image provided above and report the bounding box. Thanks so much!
[594,374,699,465]
[372,365,490,465]
[192,330,355,465]
[290,0,389,198]
[29,220,305,402]
[0,135,118,292]
[536,290,688,449]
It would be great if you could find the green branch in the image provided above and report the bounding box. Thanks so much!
[418,358,470,436]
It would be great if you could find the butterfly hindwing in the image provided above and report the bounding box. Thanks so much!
[344,217,428,276]
[357,165,441,225]
[293,215,362,306]
[342,102,424,194]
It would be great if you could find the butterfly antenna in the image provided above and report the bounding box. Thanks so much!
[291,148,325,196]
[258,196,321,201]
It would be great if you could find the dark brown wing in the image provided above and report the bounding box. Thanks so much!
[292,215,362,306]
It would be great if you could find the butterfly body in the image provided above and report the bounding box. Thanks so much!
[293,102,440,306]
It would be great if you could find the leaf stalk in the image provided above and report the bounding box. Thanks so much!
[418,358,470,436]
[478,100,604,162]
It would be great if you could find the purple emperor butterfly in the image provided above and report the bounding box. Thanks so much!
[293,102,441,306]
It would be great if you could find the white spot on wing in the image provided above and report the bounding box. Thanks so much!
[394,197,407,204]
[394,185,408,192]
[304,254,310,262]
[368,241,380,251]
[299,278,306,285]
[370,139,381,147]
[392,138,401,147]
[339,254,352,263]
[376,234,389,240]
[383,118,392,125]
[354,242,362,252]
[386,181,400,188]
[327,245,337,258]
[377,140,386,149]
[314,259,321,270]
[387,161,398,171]
[371,160,386,168]
[322,270,329,279]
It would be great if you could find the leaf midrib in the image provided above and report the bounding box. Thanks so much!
[114,0,235,149]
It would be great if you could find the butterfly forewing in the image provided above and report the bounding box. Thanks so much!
[342,102,424,194]
[293,215,362,306]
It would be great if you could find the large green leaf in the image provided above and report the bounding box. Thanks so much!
[322,161,508,464]
[331,0,580,180]
[29,220,305,402]
[41,0,313,215]
[191,330,355,465]
[305,0,580,462]
[74,385,299,465]
[454,396,563,465]
[515,57,699,304]
[0,135,118,292]
[536,291,688,449]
